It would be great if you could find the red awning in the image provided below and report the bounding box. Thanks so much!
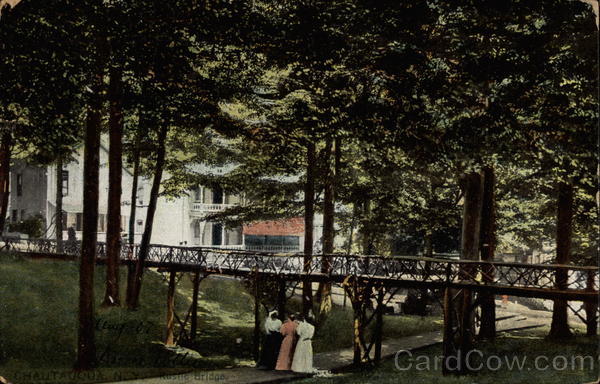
[243,217,304,236]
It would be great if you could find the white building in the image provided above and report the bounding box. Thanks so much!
[7,145,316,253]
[150,184,244,247]
[9,143,145,243]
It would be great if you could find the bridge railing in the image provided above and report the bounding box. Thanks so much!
[1,237,597,293]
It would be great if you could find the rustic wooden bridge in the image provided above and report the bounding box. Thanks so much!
[2,237,598,374]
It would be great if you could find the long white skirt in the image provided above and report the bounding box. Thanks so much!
[291,339,315,373]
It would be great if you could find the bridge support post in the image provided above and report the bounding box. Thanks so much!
[374,287,384,364]
[277,278,286,319]
[125,261,136,307]
[442,287,475,375]
[585,270,598,336]
[165,270,177,346]
[459,288,474,369]
[478,289,496,340]
[190,271,201,342]
[351,299,365,366]
[344,277,371,366]
[253,273,261,363]
[442,287,454,374]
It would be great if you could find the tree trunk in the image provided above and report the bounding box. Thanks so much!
[362,200,374,255]
[103,66,123,307]
[479,166,496,339]
[549,181,574,339]
[125,122,142,304]
[75,55,104,370]
[127,124,168,310]
[346,203,357,255]
[0,131,12,235]
[456,171,484,358]
[318,138,334,316]
[302,141,316,317]
[128,117,144,245]
[55,156,64,253]
[461,171,484,261]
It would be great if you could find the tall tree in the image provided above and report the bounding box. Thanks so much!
[317,137,335,316]
[55,155,64,252]
[302,140,316,316]
[0,129,12,234]
[76,31,106,371]
[549,180,575,338]
[103,65,124,307]
[128,123,167,309]
[479,166,496,339]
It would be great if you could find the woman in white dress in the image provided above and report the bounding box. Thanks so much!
[291,314,316,373]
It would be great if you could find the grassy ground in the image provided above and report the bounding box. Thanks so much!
[0,254,251,383]
[0,254,442,384]
[300,327,599,384]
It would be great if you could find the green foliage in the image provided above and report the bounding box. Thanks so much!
[7,214,44,238]
[1,0,597,260]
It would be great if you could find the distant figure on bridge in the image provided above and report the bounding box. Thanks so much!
[275,313,298,371]
[257,310,283,370]
[291,314,316,373]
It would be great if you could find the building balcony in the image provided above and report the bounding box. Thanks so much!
[190,202,236,215]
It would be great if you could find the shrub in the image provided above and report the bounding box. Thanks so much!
[7,214,44,238]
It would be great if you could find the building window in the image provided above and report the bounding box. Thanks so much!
[244,235,300,247]
[224,227,243,245]
[212,223,223,245]
[11,209,17,222]
[16,174,22,196]
[120,215,128,232]
[20,210,25,221]
[62,171,69,196]
[212,186,223,204]
[194,187,202,202]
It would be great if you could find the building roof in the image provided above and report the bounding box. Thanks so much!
[243,217,304,236]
